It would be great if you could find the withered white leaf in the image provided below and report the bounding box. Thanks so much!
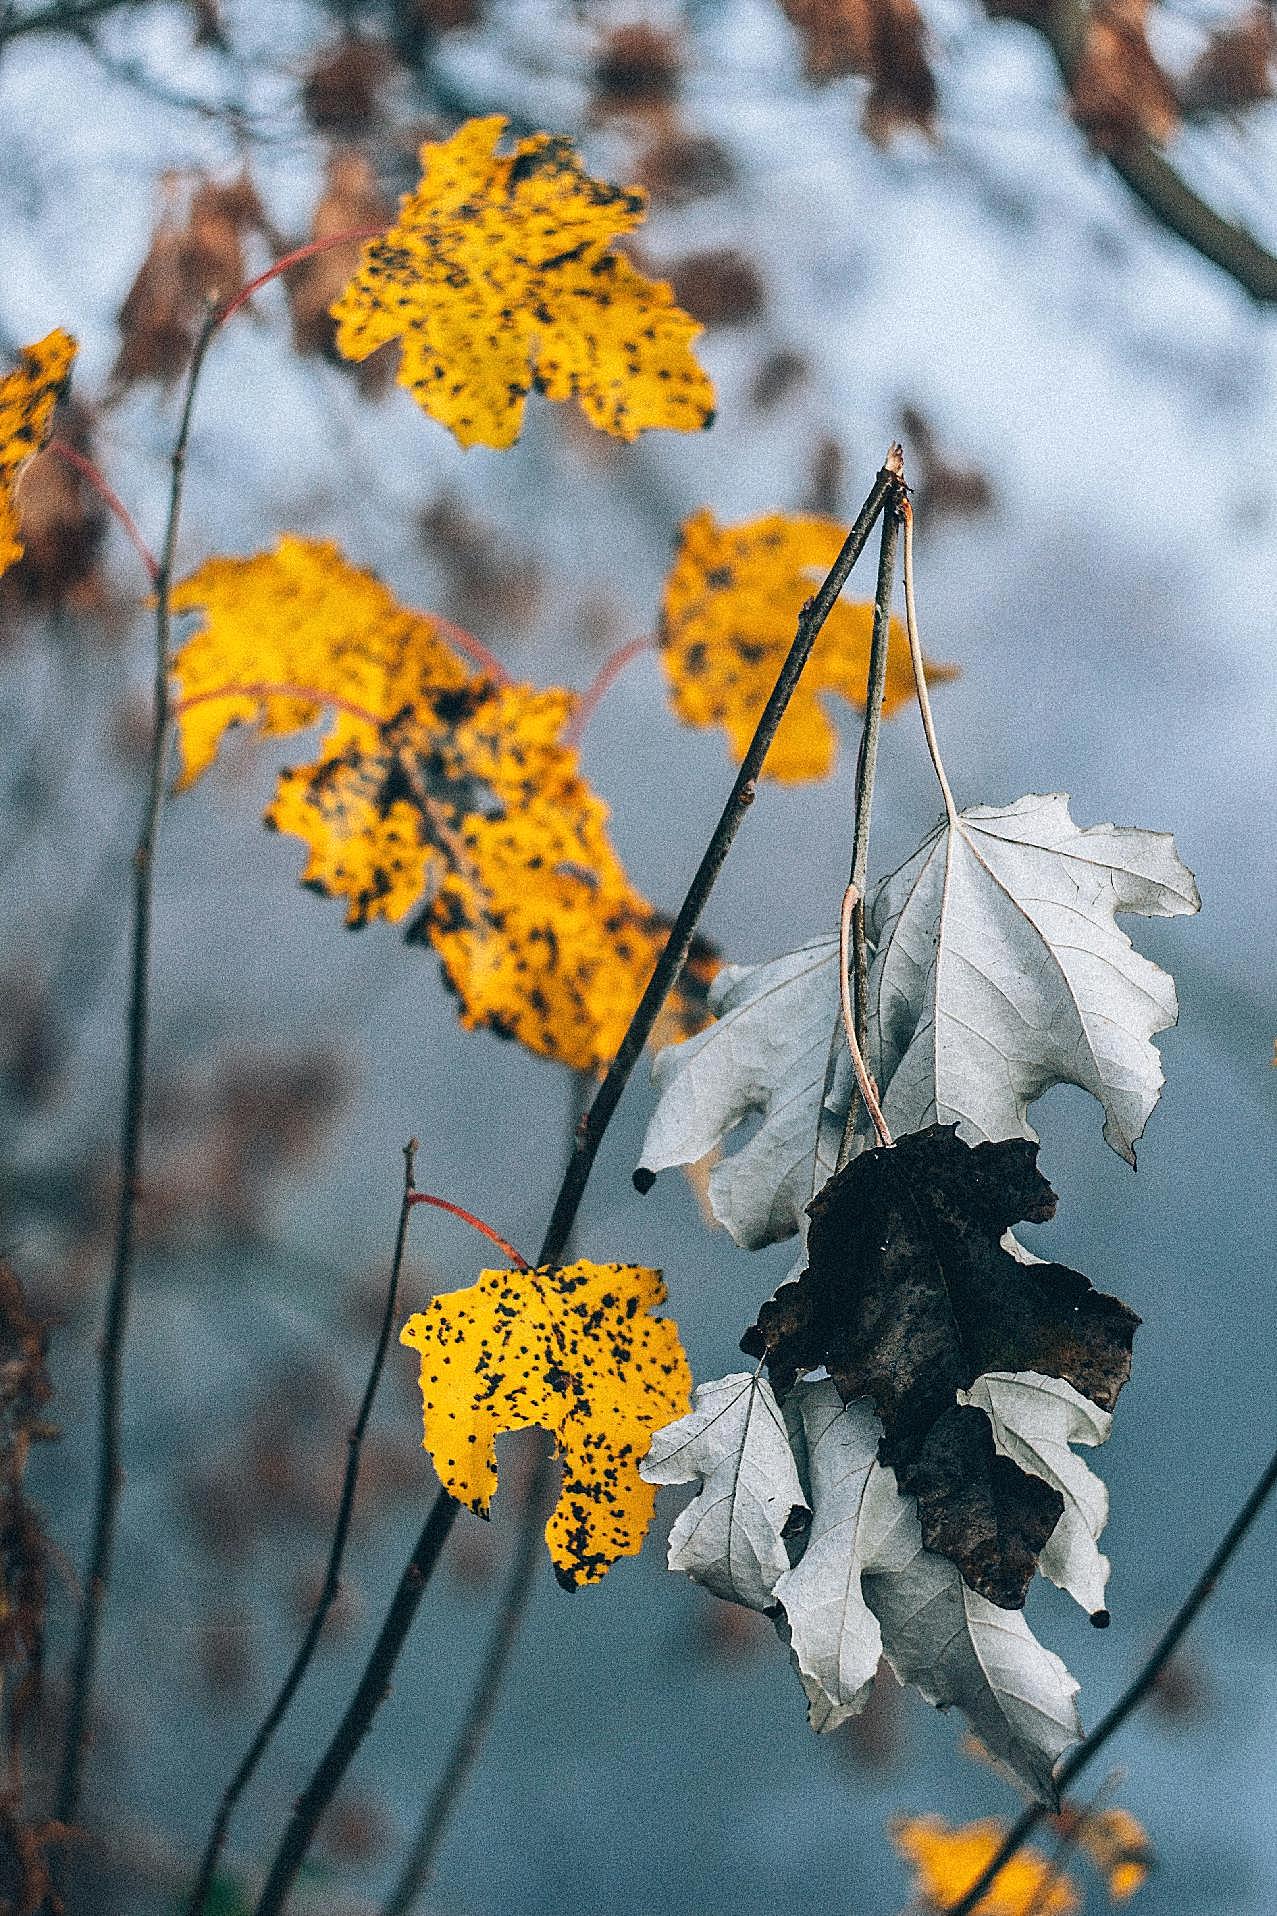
[638,794,1198,1248]
[959,1371,1113,1618]
[641,1370,805,1610]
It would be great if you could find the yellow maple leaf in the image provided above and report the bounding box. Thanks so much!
[0,330,76,577]
[659,508,957,783]
[400,1259,691,1585]
[170,537,715,1069]
[891,1816,1080,1916]
[330,115,716,449]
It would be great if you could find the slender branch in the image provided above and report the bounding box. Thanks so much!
[943,1442,1277,1916]
[0,0,146,45]
[183,1143,421,1916]
[430,616,510,685]
[215,230,387,327]
[55,301,220,1831]
[1031,0,1277,303]
[250,1491,461,1916]
[47,438,159,585]
[406,1194,528,1271]
[380,1071,589,1916]
[379,1459,550,1916]
[251,455,902,1916]
[563,636,655,744]
[901,499,957,823]
[837,885,891,1148]
[848,496,902,1049]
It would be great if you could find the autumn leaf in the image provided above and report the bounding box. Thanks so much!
[641,1370,805,1609]
[637,793,1198,1246]
[171,537,715,1069]
[658,509,955,783]
[743,1125,1139,1609]
[777,0,938,140]
[330,115,716,448]
[0,330,76,579]
[646,1375,1082,1796]
[892,1814,1081,1915]
[400,1260,691,1585]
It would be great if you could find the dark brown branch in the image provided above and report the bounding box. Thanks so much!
[249,452,902,1916]
[55,302,220,1831]
[1036,0,1277,303]
[250,1491,461,1916]
[0,0,148,45]
[379,1454,553,1916]
[184,1143,420,1916]
[943,1441,1277,1916]
[379,1071,590,1916]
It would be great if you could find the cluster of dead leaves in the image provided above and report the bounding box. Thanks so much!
[170,536,716,1071]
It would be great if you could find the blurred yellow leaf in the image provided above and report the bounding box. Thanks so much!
[0,330,76,577]
[891,1815,1080,1915]
[171,536,715,1068]
[401,1259,691,1585]
[1070,1805,1151,1903]
[659,508,956,783]
[330,115,716,448]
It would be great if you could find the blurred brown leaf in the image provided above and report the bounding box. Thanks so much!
[591,22,682,115]
[112,171,272,389]
[1,400,106,614]
[778,0,937,139]
[634,126,735,204]
[1181,5,1275,112]
[901,404,994,521]
[750,347,809,410]
[417,493,542,632]
[301,36,395,136]
[664,246,766,326]
[1070,0,1179,152]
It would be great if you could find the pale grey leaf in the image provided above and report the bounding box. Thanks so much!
[773,1382,884,1730]
[869,793,1200,1166]
[960,1371,1113,1617]
[862,1457,1082,1806]
[641,1372,805,1610]
[637,940,848,1248]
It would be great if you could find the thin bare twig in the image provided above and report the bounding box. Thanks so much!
[380,1070,590,1916]
[942,1441,1277,1916]
[833,486,904,1172]
[848,495,903,1048]
[838,885,891,1148]
[47,438,159,585]
[0,0,147,45]
[183,1143,421,1916]
[901,499,957,823]
[251,453,902,1916]
[564,636,655,744]
[55,300,220,1832]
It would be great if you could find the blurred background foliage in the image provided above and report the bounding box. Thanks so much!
[0,0,1274,1910]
